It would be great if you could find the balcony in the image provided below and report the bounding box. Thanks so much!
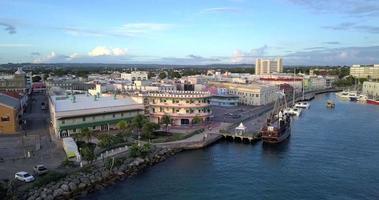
[149,102,210,108]
[150,111,212,118]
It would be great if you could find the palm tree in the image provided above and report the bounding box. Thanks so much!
[116,120,129,137]
[131,114,148,145]
[80,127,92,143]
[161,115,171,132]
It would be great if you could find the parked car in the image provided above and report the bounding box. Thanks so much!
[15,171,35,182]
[33,165,48,175]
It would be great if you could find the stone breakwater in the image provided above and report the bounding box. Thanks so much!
[21,148,181,200]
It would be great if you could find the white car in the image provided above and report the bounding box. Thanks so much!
[15,171,35,182]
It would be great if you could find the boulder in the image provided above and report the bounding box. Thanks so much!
[68,182,77,191]
[53,188,64,197]
[60,184,70,192]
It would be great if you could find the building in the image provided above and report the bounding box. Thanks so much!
[255,58,283,75]
[210,95,239,107]
[121,71,148,81]
[208,81,279,106]
[303,76,327,91]
[49,94,144,138]
[350,64,379,79]
[0,68,28,93]
[258,75,303,92]
[147,91,212,126]
[46,79,95,91]
[0,93,22,134]
[362,81,379,98]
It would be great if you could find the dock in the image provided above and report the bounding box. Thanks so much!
[221,132,261,143]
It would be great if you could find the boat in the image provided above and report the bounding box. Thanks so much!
[348,91,358,102]
[336,91,350,99]
[367,99,379,105]
[261,92,291,144]
[358,95,367,103]
[284,107,302,116]
[326,100,335,108]
[295,102,310,109]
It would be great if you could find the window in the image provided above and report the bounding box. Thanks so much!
[113,114,116,118]
[121,113,124,117]
[1,116,10,122]
[62,120,65,124]
[73,128,76,133]
[93,126,96,130]
[83,117,86,122]
[92,116,96,120]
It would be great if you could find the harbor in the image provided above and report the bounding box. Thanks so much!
[84,92,379,200]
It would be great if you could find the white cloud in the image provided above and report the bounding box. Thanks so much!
[32,51,69,63]
[231,45,269,63]
[88,46,127,57]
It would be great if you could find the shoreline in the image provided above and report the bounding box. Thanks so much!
[18,88,340,200]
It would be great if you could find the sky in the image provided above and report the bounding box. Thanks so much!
[1,0,379,65]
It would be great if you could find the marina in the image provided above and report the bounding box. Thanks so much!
[84,93,379,200]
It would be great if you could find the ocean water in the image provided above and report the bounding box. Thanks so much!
[85,93,379,200]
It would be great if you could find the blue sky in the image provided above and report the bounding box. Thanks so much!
[1,0,379,65]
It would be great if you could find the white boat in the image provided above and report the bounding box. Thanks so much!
[284,107,302,116]
[358,94,367,103]
[347,91,358,101]
[295,102,310,109]
[336,91,349,99]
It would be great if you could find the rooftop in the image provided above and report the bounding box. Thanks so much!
[52,94,140,112]
[0,93,21,109]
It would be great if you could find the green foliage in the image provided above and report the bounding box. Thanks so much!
[97,133,125,149]
[32,75,42,82]
[80,145,95,162]
[105,157,125,170]
[161,115,171,131]
[129,143,151,158]
[142,122,160,139]
[159,72,167,79]
[32,172,66,188]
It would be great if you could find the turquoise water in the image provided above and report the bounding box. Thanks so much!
[85,93,379,200]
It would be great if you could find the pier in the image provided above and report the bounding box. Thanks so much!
[221,132,261,143]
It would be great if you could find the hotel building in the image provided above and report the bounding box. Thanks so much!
[255,58,283,75]
[147,91,212,126]
[350,64,379,79]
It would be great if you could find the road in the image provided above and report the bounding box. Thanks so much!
[0,93,65,180]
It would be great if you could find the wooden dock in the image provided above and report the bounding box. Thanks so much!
[221,132,261,143]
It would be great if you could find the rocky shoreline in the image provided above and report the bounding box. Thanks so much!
[21,147,182,200]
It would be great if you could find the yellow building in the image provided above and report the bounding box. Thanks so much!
[350,64,379,79]
[0,93,22,134]
[255,58,283,75]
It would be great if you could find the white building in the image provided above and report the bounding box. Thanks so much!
[350,64,379,79]
[49,94,144,138]
[121,71,149,81]
[255,58,283,75]
[362,81,379,98]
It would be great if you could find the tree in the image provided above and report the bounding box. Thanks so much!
[131,115,148,144]
[159,72,167,79]
[116,120,129,137]
[80,146,95,163]
[80,128,92,143]
[161,115,171,132]
[142,122,160,140]
[192,115,202,125]
[32,75,42,82]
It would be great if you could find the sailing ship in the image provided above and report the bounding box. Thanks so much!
[261,91,291,144]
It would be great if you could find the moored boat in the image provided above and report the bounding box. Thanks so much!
[326,100,335,108]
[367,99,379,105]
[295,102,310,109]
[261,92,291,144]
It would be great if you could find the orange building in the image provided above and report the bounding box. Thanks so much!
[0,93,22,134]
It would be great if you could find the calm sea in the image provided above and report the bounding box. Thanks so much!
[85,93,379,200]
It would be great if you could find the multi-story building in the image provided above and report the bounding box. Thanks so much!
[121,71,148,81]
[49,94,144,138]
[0,93,22,134]
[350,64,379,79]
[258,75,303,92]
[208,81,279,106]
[362,81,379,98]
[303,76,327,91]
[46,79,95,91]
[0,68,28,93]
[255,58,283,75]
[147,91,212,126]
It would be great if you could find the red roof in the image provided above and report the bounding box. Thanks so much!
[1,91,22,99]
